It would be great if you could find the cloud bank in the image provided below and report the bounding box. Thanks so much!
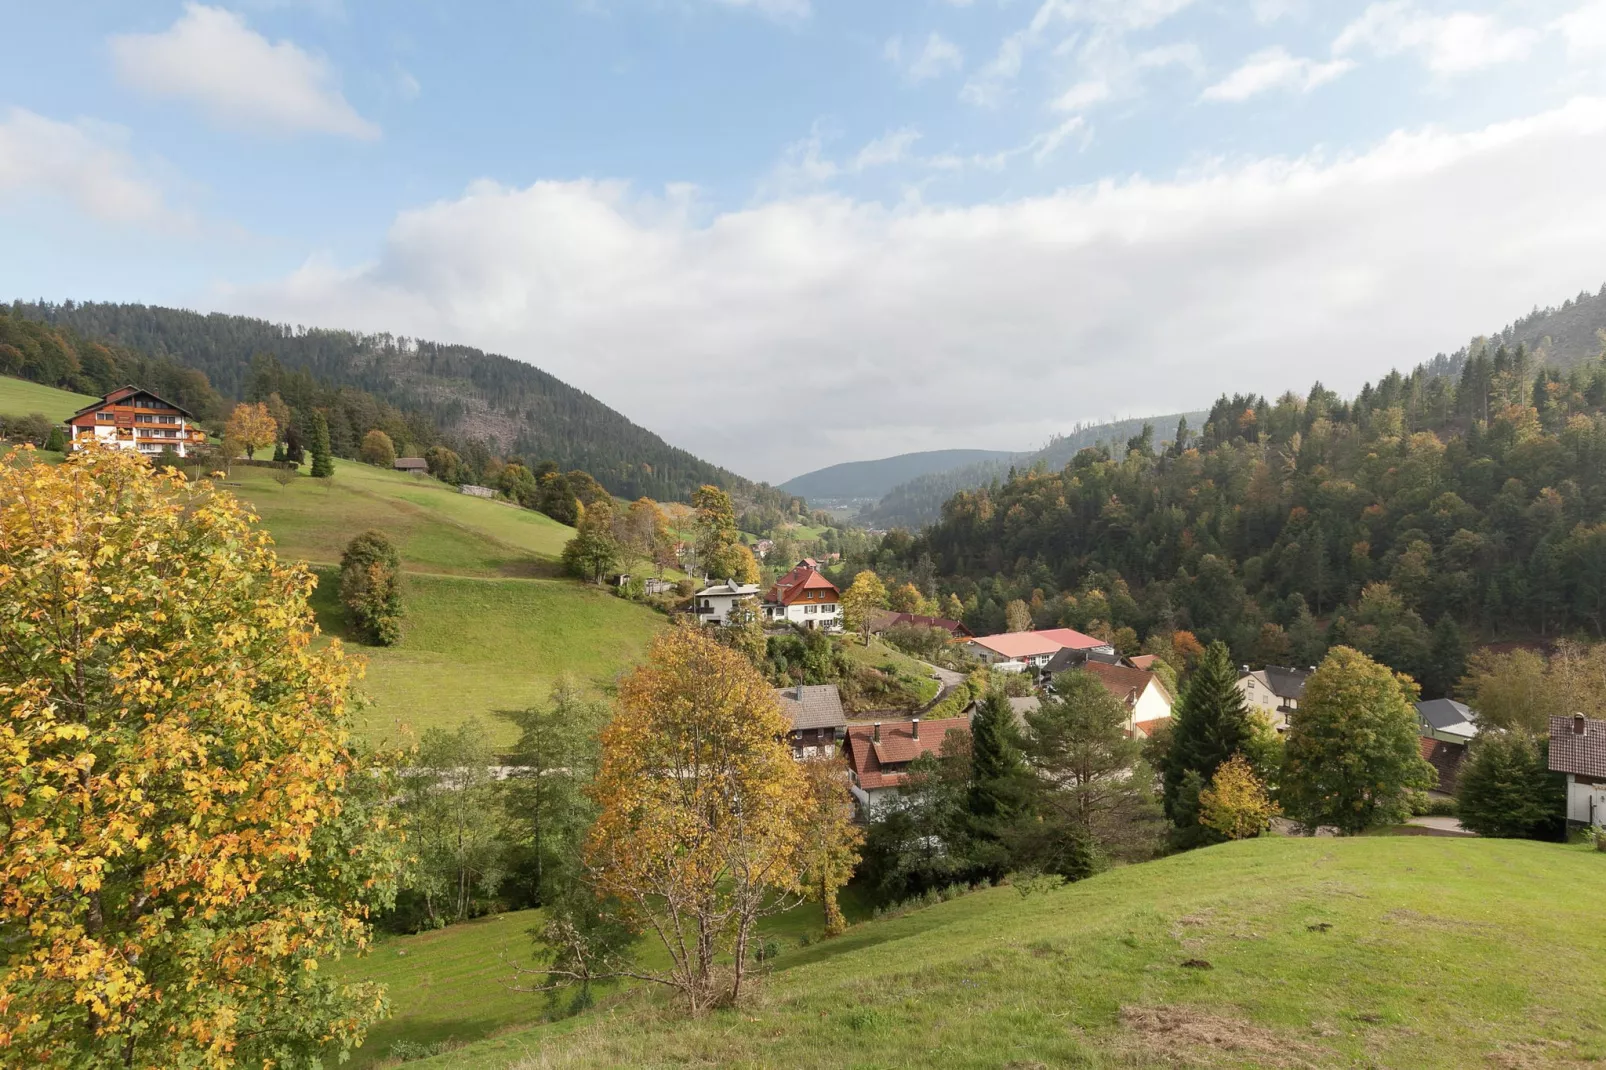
[225,99,1606,482]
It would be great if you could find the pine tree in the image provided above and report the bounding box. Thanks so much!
[309,410,334,478]
[1456,734,1566,840]
[1161,641,1255,825]
[965,692,1032,875]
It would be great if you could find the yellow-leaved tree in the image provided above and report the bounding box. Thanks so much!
[1197,754,1280,840]
[562,625,810,1012]
[841,570,889,643]
[0,445,405,1069]
[797,755,863,937]
[223,401,278,460]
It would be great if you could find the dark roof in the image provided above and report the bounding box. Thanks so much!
[774,684,847,732]
[1416,698,1476,733]
[1045,646,1125,674]
[867,610,972,637]
[1549,714,1606,779]
[1261,665,1311,701]
[844,717,970,790]
[393,457,429,470]
[72,385,197,420]
[1419,737,1467,793]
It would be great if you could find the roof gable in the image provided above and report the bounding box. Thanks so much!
[845,717,970,790]
[1549,714,1606,779]
[774,684,846,731]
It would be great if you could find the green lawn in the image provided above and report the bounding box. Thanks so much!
[308,568,662,748]
[382,837,1605,1069]
[0,375,99,421]
[838,636,943,707]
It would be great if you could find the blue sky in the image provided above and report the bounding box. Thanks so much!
[5,1,1606,480]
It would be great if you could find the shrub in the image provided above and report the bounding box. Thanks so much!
[360,428,396,467]
[339,530,403,645]
[1457,732,1567,840]
[43,424,65,451]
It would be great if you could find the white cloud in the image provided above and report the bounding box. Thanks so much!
[854,128,922,170]
[960,30,1028,106]
[110,4,378,138]
[1052,79,1112,111]
[1202,47,1354,102]
[886,31,964,82]
[0,107,185,227]
[1555,0,1606,60]
[225,99,1606,480]
[1334,2,1540,76]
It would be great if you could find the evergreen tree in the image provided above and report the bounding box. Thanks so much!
[1424,615,1468,698]
[284,424,305,464]
[1160,641,1255,825]
[964,692,1032,876]
[1456,733,1567,840]
[309,410,334,478]
[44,424,65,452]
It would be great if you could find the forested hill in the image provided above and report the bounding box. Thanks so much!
[862,414,1203,529]
[780,448,1016,501]
[902,342,1606,697]
[8,301,768,503]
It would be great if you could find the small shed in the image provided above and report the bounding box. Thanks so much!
[459,484,496,499]
[393,457,429,473]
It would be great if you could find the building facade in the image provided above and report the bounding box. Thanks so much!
[67,387,206,458]
[1549,713,1606,828]
[693,580,762,625]
[763,561,842,631]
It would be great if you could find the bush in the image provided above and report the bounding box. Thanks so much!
[339,530,403,645]
[1591,826,1606,852]
[360,429,396,467]
[1,412,54,446]
[43,425,65,451]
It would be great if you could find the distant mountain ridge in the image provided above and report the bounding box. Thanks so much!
[11,301,778,505]
[861,414,1204,530]
[780,449,1017,501]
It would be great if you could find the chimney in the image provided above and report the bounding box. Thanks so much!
[911,718,921,740]
[1575,712,1588,735]
[872,722,881,742]
[794,683,804,701]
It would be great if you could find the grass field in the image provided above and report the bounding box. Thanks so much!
[368,836,1606,1069]
[215,463,667,747]
[0,376,99,421]
[839,635,944,707]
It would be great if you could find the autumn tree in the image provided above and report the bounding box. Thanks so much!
[1198,754,1280,840]
[1458,648,1550,732]
[339,529,403,645]
[224,401,277,460]
[691,484,745,579]
[544,626,809,1012]
[841,570,889,642]
[617,498,672,574]
[797,756,864,937]
[721,596,768,666]
[0,445,405,1068]
[889,582,925,615]
[1281,646,1435,835]
[360,428,397,468]
[1004,598,1033,633]
[562,499,622,584]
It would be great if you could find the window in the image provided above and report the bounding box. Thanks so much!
[97,412,115,422]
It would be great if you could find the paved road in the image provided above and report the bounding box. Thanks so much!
[915,662,969,716]
[1405,815,1475,836]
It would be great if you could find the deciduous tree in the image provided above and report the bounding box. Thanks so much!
[0,445,404,1068]
[553,626,808,1012]
[841,570,889,642]
[797,756,863,937]
[562,500,622,585]
[360,428,397,468]
[1004,598,1032,633]
[1281,646,1435,835]
[224,401,278,460]
[1198,754,1280,840]
[399,719,508,927]
[889,582,925,615]
[340,529,403,644]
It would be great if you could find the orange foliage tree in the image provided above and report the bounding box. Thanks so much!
[0,445,405,1068]
[797,755,863,937]
[559,625,811,1012]
[224,401,278,460]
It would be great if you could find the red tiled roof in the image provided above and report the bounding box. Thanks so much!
[1128,654,1159,670]
[1549,714,1606,779]
[1132,718,1169,738]
[765,564,840,606]
[844,716,970,791]
[1075,661,1167,708]
[1033,628,1110,651]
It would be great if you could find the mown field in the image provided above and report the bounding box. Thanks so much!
[224,463,666,747]
[0,375,99,420]
[356,837,1606,1069]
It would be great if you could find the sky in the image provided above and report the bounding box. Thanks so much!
[5,2,1606,482]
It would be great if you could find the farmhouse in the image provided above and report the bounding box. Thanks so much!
[1047,659,1173,737]
[1548,713,1606,828]
[773,683,847,760]
[1236,665,1312,730]
[693,579,762,625]
[844,716,971,818]
[867,610,973,638]
[763,561,842,631]
[67,386,206,458]
[964,627,1113,672]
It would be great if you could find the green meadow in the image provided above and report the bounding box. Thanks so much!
[0,376,99,421]
[355,836,1606,1070]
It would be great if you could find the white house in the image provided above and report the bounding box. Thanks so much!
[693,579,761,625]
[1235,665,1312,731]
[763,561,842,631]
[1549,713,1606,828]
[67,386,207,458]
[965,628,1113,672]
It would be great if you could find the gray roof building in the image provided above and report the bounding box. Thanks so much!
[1416,698,1476,741]
[774,684,847,732]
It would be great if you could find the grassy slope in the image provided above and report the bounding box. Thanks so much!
[839,636,943,707]
[226,464,664,746]
[0,376,99,420]
[391,837,1605,1069]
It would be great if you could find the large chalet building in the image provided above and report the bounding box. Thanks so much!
[67,387,206,458]
[762,559,842,631]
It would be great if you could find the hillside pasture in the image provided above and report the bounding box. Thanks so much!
[390,836,1606,1069]
[0,375,99,422]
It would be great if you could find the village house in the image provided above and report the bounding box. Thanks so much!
[753,538,775,560]
[843,716,971,818]
[1044,658,1174,737]
[866,610,973,639]
[67,386,207,458]
[1235,665,1312,731]
[1416,698,1476,793]
[1548,713,1606,828]
[964,627,1113,672]
[773,684,847,760]
[763,560,842,631]
[692,579,761,625]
